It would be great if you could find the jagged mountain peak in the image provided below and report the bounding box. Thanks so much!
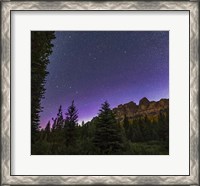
[139,97,150,105]
[113,98,169,122]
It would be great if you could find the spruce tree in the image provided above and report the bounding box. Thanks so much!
[64,100,78,151]
[94,101,124,154]
[51,105,65,154]
[56,105,64,129]
[45,121,51,141]
[65,100,78,124]
[31,31,55,145]
[123,114,130,139]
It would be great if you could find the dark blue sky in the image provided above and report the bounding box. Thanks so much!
[40,31,169,127]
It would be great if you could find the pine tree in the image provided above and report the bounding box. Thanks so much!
[65,100,78,124]
[45,121,51,141]
[140,115,152,141]
[31,31,55,145]
[51,106,65,154]
[56,105,64,129]
[64,100,78,151]
[158,110,169,144]
[131,119,144,142]
[51,117,57,131]
[94,101,124,154]
[123,114,130,139]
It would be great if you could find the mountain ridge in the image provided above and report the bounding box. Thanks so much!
[112,97,169,122]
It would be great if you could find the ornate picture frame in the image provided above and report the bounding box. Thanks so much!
[1,1,199,185]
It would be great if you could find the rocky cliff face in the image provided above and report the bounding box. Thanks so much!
[113,97,169,122]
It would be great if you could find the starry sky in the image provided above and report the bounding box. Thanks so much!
[39,31,169,127]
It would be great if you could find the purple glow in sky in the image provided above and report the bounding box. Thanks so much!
[39,31,169,127]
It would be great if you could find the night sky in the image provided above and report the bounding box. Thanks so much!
[40,31,169,127]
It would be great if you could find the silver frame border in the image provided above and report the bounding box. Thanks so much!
[1,1,199,185]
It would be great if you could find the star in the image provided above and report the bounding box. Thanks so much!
[40,31,169,127]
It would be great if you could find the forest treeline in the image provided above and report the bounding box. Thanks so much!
[32,101,169,155]
[31,31,169,155]
[31,31,56,144]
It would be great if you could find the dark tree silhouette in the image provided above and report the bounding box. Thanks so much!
[32,100,169,155]
[31,31,55,145]
[64,100,79,150]
[123,114,129,138]
[44,121,51,141]
[55,105,64,130]
[65,100,78,124]
[94,101,124,154]
[45,121,51,132]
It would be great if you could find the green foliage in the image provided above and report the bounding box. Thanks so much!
[31,31,55,146]
[31,31,169,155]
[32,101,169,155]
[32,102,169,155]
[123,114,129,137]
[93,101,125,154]
[126,141,168,155]
[64,100,79,152]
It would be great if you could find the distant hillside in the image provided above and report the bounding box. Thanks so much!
[113,97,169,122]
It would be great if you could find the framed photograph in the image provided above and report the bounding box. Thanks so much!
[1,0,199,185]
